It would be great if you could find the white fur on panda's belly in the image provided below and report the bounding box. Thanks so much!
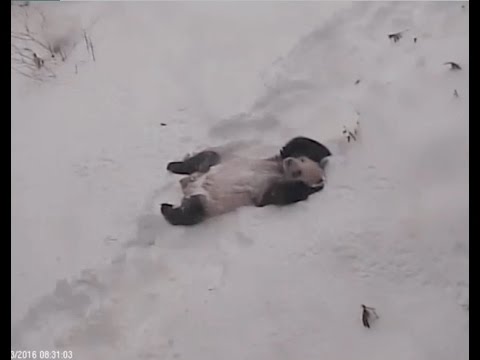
[183,158,280,215]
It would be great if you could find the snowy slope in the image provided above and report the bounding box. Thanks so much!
[12,2,468,360]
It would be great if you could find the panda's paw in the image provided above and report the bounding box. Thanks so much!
[167,161,190,174]
[161,196,206,226]
[161,203,178,225]
[161,203,174,214]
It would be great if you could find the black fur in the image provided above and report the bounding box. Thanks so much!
[161,195,206,225]
[167,150,221,175]
[256,180,324,207]
[280,137,331,164]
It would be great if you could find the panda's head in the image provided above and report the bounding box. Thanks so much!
[279,136,331,188]
[282,156,325,188]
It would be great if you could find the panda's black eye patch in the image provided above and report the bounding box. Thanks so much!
[292,170,302,178]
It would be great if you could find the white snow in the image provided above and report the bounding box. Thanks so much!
[12,1,468,359]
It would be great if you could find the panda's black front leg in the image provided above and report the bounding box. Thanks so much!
[167,151,220,175]
[161,195,207,225]
[256,180,324,207]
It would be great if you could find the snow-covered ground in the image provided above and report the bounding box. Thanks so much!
[12,2,468,359]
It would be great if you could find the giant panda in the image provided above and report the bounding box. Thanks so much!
[161,136,332,226]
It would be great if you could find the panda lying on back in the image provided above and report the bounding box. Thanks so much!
[161,136,332,226]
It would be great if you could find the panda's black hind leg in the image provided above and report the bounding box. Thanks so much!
[161,195,207,225]
[167,151,220,175]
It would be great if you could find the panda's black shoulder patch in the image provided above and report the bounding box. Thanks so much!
[279,136,331,163]
[256,180,324,207]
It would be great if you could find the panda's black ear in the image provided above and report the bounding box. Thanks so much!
[279,137,331,163]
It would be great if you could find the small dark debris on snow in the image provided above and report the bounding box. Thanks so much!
[414,37,417,43]
[33,53,44,69]
[160,123,167,126]
[444,62,462,70]
[388,31,405,43]
[454,89,459,98]
[355,79,361,85]
[342,126,357,143]
[361,304,379,328]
